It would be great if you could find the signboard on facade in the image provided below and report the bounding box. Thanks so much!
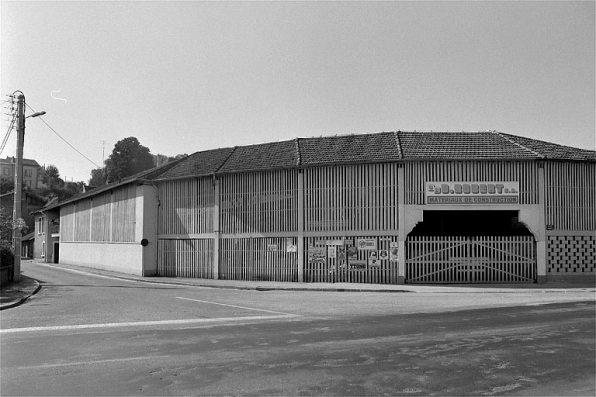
[425,182,520,205]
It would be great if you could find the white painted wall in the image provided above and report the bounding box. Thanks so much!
[59,242,144,276]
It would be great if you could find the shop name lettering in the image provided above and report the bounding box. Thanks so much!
[427,182,519,204]
[428,183,517,195]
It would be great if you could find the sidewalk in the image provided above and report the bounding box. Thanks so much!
[2,259,594,311]
[0,275,41,311]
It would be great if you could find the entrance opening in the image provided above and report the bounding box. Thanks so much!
[405,210,537,284]
[409,210,532,237]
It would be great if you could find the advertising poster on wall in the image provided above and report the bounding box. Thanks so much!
[308,246,326,266]
[337,246,347,269]
[328,246,337,259]
[356,238,377,250]
[378,249,389,261]
[349,260,367,271]
[390,247,399,262]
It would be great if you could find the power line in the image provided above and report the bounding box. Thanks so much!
[0,115,16,155]
[25,103,101,168]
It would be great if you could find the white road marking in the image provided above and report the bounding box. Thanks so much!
[0,315,296,334]
[175,296,297,316]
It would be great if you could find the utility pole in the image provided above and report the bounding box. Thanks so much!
[11,93,45,282]
[12,94,25,282]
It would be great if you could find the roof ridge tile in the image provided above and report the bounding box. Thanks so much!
[495,131,544,159]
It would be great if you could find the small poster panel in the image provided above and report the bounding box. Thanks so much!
[369,258,381,267]
[349,260,367,271]
[308,246,326,265]
[390,247,399,262]
[390,242,399,248]
[337,246,347,269]
[356,238,377,250]
[378,249,389,261]
[347,246,359,260]
[328,246,337,259]
[267,244,278,252]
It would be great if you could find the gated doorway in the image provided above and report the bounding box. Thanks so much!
[405,211,537,284]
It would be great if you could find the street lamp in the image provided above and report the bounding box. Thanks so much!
[12,93,45,282]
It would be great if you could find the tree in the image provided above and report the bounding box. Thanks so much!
[0,177,13,194]
[105,137,154,183]
[88,168,107,187]
[34,164,82,203]
[39,164,64,189]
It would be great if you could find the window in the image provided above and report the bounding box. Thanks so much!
[2,168,10,175]
[24,169,33,177]
[41,241,46,258]
[37,217,45,235]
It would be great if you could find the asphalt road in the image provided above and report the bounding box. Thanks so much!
[1,262,594,396]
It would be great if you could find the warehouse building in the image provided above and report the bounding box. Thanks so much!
[43,131,595,284]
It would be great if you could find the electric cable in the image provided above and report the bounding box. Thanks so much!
[0,115,16,155]
[25,103,101,168]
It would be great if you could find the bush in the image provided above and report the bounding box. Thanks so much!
[0,240,14,267]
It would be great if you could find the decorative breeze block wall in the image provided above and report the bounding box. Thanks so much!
[547,236,595,274]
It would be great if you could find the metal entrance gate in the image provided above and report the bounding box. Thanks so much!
[405,236,536,284]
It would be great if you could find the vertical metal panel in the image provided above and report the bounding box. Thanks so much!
[157,239,214,278]
[91,193,111,242]
[404,161,539,205]
[60,203,75,242]
[303,163,399,232]
[220,170,298,234]
[158,178,215,235]
[74,199,91,241]
[111,185,136,242]
[219,237,298,282]
[545,162,596,231]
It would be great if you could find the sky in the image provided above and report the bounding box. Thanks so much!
[1,1,594,183]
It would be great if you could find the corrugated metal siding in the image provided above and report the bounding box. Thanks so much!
[304,163,399,232]
[545,162,596,231]
[158,178,215,235]
[157,239,214,278]
[60,203,75,242]
[220,170,298,234]
[91,193,111,242]
[111,185,136,242]
[74,199,91,241]
[219,237,298,281]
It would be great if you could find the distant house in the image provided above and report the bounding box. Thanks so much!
[0,157,42,189]
[0,189,46,255]
[32,197,60,263]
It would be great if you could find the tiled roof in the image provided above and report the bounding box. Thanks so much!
[216,140,299,173]
[48,131,595,207]
[153,147,235,180]
[399,131,539,159]
[499,133,596,161]
[46,156,186,210]
[298,132,401,165]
